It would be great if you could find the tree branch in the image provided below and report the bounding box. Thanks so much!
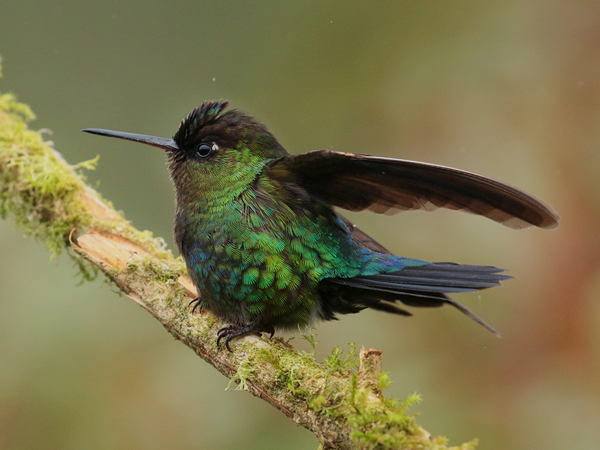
[0,88,476,450]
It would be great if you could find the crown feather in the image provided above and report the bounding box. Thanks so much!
[173,99,229,145]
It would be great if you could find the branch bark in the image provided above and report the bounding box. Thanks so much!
[0,90,476,450]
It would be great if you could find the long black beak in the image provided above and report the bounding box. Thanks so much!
[82,128,179,152]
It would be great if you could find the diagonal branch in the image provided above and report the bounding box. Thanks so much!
[0,88,476,450]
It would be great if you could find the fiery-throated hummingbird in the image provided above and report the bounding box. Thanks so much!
[83,100,559,350]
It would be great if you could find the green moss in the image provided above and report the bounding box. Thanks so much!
[324,343,359,374]
[0,86,181,272]
[238,337,476,450]
[300,328,319,352]
[125,261,139,273]
[227,357,255,391]
[377,371,392,392]
[0,92,96,256]
[220,334,474,449]
[72,252,99,283]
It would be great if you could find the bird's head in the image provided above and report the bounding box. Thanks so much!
[84,100,287,200]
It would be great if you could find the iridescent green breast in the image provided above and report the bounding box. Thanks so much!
[176,170,367,328]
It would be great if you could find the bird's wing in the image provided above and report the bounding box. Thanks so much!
[267,150,559,230]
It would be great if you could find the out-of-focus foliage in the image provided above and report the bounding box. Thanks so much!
[0,1,598,449]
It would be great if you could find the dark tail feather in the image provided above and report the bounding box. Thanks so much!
[442,295,500,337]
[329,263,510,336]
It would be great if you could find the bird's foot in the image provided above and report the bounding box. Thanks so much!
[216,323,275,351]
[188,297,204,314]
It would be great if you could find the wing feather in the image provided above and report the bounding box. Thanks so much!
[267,150,559,229]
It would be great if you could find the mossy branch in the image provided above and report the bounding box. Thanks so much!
[0,88,476,450]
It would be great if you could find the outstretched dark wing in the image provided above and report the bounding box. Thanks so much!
[267,150,559,230]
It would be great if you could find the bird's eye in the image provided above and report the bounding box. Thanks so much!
[196,143,213,158]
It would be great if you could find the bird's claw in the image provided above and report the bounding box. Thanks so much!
[216,323,276,352]
[216,325,247,351]
[188,297,204,314]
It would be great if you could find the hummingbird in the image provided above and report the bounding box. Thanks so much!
[83,100,559,350]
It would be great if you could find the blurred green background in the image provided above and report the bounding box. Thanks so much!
[1,1,599,449]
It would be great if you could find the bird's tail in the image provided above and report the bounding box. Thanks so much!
[326,263,512,336]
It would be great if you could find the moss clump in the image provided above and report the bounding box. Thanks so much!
[225,336,477,450]
[0,85,182,270]
[323,343,360,375]
[0,92,96,256]
[227,357,255,391]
